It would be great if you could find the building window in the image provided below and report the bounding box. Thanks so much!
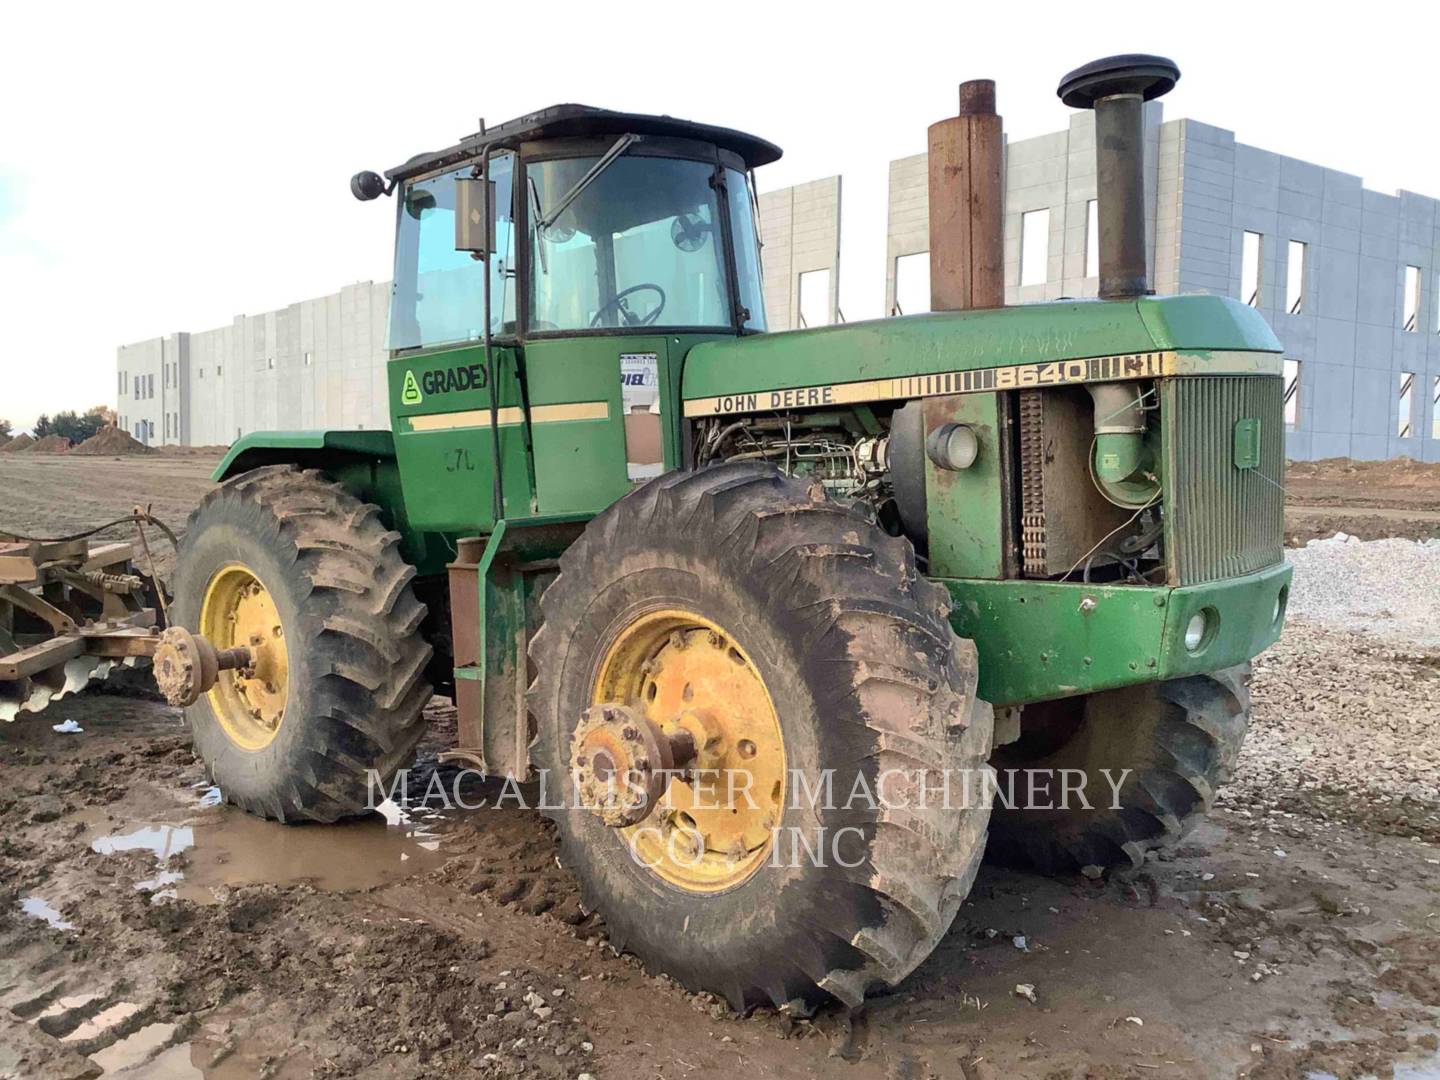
[797,269,831,328]
[1432,376,1440,439]
[1285,241,1306,314]
[893,252,930,316]
[147,420,155,441]
[1085,200,1099,279]
[1397,371,1415,438]
[304,351,313,366]
[1283,359,1300,430]
[148,374,155,399]
[266,357,275,370]
[1403,266,1421,332]
[216,365,223,377]
[198,368,204,379]
[1020,209,1050,288]
[1240,231,1263,307]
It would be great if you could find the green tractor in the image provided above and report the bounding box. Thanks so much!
[165,55,1287,1010]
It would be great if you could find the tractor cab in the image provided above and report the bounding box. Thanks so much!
[351,106,780,532]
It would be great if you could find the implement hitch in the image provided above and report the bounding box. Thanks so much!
[0,521,242,719]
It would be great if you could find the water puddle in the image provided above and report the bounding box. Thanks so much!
[90,1020,176,1073]
[111,1041,204,1077]
[63,1000,142,1042]
[37,992,103,1020]
[106,1017,316,1079]
[91,823,195,860]
[88,799,449,902]
[18,896,74,931]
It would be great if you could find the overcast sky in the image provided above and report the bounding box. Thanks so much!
[2,1,1435,432]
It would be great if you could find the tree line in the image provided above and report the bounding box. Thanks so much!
[0,406,116,445]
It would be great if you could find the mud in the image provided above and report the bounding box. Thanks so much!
[1,655,1436,1079]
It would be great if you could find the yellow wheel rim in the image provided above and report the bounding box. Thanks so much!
[199,563,290,751]
[592,609,785,893]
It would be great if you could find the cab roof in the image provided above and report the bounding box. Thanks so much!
[385,104,783,183]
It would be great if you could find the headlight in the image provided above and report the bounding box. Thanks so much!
[1184,611,1208,652]
[925,423,980,471]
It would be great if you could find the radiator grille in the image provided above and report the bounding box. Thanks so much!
[1164,376,1285,585]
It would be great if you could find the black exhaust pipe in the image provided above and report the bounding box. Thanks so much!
[1058,55,1179,300]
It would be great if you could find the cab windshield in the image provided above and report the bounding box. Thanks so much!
[528,155,762,332]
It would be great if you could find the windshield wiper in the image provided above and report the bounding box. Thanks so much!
[527,174,550,276]
[535,133,640,232]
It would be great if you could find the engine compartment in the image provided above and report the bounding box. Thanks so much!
[689,383,1169,585]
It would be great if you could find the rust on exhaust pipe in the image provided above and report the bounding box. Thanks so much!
[928,78,1005,311]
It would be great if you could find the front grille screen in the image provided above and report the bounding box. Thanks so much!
[1164,376,1285,585]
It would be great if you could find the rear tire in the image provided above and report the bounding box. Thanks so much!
[172,465,432,823]
[985,665,1251,873]
[529,463,992,1011]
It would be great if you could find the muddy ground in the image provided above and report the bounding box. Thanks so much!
[1,454,1437,1079]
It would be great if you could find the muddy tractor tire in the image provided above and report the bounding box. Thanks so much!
[986,665,1251,873]
[529,462,992,1012]
[171,466,432,823]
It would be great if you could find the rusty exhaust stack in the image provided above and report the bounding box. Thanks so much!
[1058,55,1179,300]
[927,79,1005,311]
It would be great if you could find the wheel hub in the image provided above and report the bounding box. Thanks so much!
[586,610,785,893]
[198,564,290,751]
[571,704,697,827]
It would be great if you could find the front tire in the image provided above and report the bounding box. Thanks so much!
[172,466,432,823]
[529,463,992,1011]
[985,666,1251,873]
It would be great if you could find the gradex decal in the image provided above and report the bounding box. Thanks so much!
[401,370,423,406]
[419,362,490,397]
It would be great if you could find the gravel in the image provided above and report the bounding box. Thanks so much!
[1225,535,1440,840]
[1285,534,1440,646]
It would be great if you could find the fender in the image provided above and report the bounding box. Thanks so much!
[212,430,396,482]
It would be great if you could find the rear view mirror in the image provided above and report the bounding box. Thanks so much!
[455,177,496,257]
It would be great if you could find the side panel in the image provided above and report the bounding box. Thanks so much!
[522,336,647,515]
[388,344,533,531]
[922,393,1014,579]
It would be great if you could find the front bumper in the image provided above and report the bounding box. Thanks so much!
[940,561,1292,707]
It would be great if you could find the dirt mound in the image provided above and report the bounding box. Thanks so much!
[0,433,34,453]
[72,426,152,456]
[25,434,72,454]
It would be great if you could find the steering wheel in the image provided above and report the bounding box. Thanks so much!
[590,283,667,328]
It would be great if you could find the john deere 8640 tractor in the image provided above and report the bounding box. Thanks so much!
[6,55,1290,1011]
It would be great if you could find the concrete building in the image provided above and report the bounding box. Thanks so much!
[758,177,842,331]
[120,111,1440,460]
[117,282,389,447]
